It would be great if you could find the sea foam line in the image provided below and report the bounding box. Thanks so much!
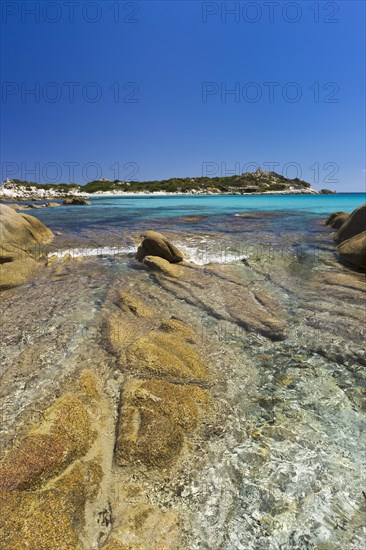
[48,246,135,259]
[172,245,247,265]
[48,245,247,265]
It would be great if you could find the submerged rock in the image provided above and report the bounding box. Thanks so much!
[0,489,82,550]
[136,230,184,263]
[105,290,207,546]
[116,378,210,468]
[0,373,102,550]
[116,291,154,317]
[101,506,181,550]
[148,262,286,341]
[0,250,39,290]
[337,231,366,270]
[63,197,91,205]
[0,394,94,492]
[127,324,209,382]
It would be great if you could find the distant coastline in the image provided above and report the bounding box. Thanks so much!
[0,188,323,205]
[84,189,319,197]
[0,168,335,202]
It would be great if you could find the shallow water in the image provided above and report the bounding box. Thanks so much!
[1,196,365,549]
[24,192,366,234]
[177,266,366,550]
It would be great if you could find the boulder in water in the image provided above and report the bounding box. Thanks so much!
[136,230,184,263]
[0,204,53,249]
[325,211,349,229]
[0,204,53,290]
[337,231,366,270]
[335,203,366,243]
[63,197,91,205]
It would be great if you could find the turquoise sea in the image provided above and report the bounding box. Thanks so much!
[29,193,366,234]
[25,192,366,266]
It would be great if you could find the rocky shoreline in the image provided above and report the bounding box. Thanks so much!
[0,188,320,203]
[0,205,365,549]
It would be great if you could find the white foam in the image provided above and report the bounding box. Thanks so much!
[48,246,135,260]
[178,245,247,265]
[48,244,246,265]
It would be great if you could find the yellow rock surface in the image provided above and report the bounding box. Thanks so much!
[0,204,54,289]
[143,255,184,278]
[117,291,154,318]
[116,378,209,468]
[159,318,196,339]
[110,309,208,384]
[0,489,82,550]
[127,330,208,381]
[0,375,102,549]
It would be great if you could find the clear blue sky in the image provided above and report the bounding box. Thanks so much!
[1,0,365,191]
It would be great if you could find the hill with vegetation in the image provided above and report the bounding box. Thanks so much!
[2,169,321,197]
